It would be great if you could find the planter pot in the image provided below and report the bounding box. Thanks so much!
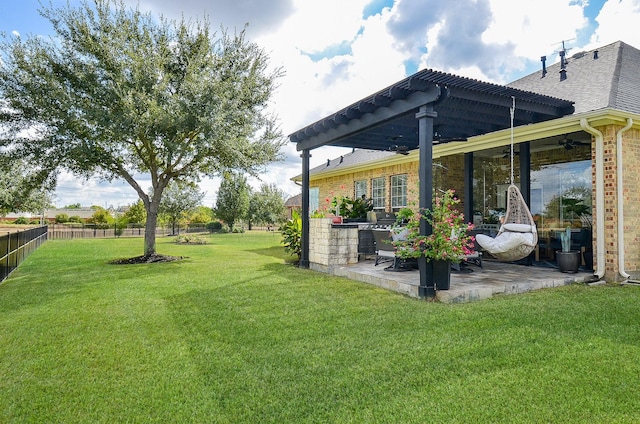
[432,259,452,290]
[332,216,343,224]
[556,250,581,273]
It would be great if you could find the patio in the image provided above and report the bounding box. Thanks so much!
[327,258,597,303]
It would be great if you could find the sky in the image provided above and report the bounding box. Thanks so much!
[2,0,640,209]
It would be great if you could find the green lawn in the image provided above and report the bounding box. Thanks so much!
[1,232,640,423]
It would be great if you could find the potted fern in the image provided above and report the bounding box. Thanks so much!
[556,226,581,273]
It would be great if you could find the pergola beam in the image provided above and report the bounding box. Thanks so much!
[295,86,442,151]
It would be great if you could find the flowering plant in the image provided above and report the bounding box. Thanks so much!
[392,190,475,263]
[331,195,373,219]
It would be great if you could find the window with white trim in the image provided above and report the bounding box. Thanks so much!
[354,180,367,199]
[390,174,407,211]
[371,177,386,210]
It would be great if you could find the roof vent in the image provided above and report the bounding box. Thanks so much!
[559,49,567,81]
[540,56,547,78]
[326,159,330,167]
[593,50,599,59]
[339,156,344,164]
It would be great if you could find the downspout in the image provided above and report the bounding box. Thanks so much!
[616,118,634,280]
[580,118,605,279]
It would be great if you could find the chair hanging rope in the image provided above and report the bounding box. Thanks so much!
[475,97,538,262]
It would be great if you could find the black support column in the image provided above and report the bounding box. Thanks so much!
[519,142,531,204]
[464,152,474,224]
[416,105,436,298]
[300,149,311,268]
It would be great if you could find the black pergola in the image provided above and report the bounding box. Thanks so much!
[290,68,574,298]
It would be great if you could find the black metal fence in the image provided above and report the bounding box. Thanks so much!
[0,225,48,283]
[47,223,210,240]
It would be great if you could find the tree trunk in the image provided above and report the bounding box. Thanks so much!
[144,202,159,256]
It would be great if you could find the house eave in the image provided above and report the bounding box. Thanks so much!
[291,108,640,183]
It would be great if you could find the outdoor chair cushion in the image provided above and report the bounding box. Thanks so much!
[476,231,535,254]
[501,223,534,233]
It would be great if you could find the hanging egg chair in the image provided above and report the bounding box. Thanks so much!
[475,97,538,262]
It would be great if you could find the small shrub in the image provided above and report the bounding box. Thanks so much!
[55,213,69,223]
[68,215,83,223]
[206,221,223,232]
[13,217,29,224]
[281,210,302,262]
[174,234,207,244]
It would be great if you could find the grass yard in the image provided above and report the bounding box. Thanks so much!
[1,232,640,423]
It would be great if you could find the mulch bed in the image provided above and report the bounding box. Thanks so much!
[108,254,184,265]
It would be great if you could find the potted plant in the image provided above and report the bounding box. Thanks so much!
[556,226,581,273]
[331,195,373,222]
[392,190,475,290]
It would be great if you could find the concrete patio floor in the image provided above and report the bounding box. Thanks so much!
[328,258,597,303]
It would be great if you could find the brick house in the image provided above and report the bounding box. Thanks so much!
[290,41,640,289]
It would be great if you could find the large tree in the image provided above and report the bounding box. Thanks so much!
[159,181,204,235]
[248,183,286,229]
[215,171,250,231]
[0,0,284,256]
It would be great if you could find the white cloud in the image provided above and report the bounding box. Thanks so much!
[29,0,640,206]
[589,0,640,48]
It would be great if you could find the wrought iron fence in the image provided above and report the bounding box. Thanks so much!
[47,223,210,240]
[0,225,48,283]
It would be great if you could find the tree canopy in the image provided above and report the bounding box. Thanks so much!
[215,171,250,231]
[0,0,284,256]
[159,181,205,235]
[248,183,286,229]
[122,199,147,225]
[0,159,52,216]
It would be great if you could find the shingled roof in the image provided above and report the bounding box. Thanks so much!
[508,41,640,115]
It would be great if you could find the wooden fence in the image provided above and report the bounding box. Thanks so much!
[0,225,48,283]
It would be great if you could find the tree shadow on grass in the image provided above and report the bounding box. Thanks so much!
[246,245,292,262]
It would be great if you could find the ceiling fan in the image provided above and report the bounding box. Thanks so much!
[559,135,589,150]
[389,144,410,155]
[388,135,410,155]
[502,148,519,158]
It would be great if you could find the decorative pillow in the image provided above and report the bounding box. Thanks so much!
[476,232,535,254]
[502,223,534,233]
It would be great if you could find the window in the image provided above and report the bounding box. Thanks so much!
[390,174,407,211]
[309,187,319,215]
[354,180,367,199]
[371,177,386,209]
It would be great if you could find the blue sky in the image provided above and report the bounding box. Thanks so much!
[2,0,638,209]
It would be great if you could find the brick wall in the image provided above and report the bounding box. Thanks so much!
[312,154,467,213]
[621,127,640,276]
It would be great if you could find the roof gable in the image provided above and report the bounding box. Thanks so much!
[508,41,640,114]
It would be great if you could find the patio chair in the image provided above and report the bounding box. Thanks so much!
[372,229,416,271]
[372,229,396,267]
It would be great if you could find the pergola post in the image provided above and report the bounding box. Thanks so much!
[464,152,474,224]
[417,105,436,298]
[300,149,311,268]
